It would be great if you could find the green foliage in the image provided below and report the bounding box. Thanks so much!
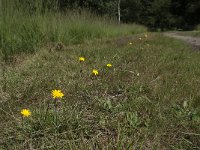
[1,0,200,149]
[57,0,200,30]
[1,33,200,149]
[0,1,147,62]
[196,24,200,31]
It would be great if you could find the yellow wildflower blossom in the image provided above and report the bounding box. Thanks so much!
[52,89,64,99]
[21,109,31,117]
[106,64,112,67]
[92,69,99,76]
[79,57,85,62]
[129,42,133,45]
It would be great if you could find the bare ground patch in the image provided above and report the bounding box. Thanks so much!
[164,32,200,50]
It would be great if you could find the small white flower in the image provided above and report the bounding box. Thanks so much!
[183,101,188,109]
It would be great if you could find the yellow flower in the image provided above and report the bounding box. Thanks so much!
[106,63,112,67]
[144,34,148,38]
[129,42,133,45]
[79,57,85,62]
[139,37,142,40]
[21,109,31,117]
[52,89,64,99]
[92,69,99,76]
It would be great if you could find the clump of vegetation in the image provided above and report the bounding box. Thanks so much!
[0,0,146,62]
[1,33,200,149]
[196,24,200,31]
[1,0,200,149]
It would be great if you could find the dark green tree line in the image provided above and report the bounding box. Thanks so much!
[56,0,200,30]
[7,0,200,30]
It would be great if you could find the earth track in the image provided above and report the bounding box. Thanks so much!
[164,32,200,50]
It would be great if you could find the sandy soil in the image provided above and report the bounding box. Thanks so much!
[164,32,200,49]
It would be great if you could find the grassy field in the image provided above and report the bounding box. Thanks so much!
[0,9,146,62]
[1,32,200,149]
[1,1,200,149]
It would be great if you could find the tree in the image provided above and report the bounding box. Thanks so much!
[118,0,121,24]
[12,0,200,30]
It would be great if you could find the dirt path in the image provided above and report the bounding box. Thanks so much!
[164,32,200,49]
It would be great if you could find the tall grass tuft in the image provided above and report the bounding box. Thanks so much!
[196,24,200,31]
[0,0,147,62]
